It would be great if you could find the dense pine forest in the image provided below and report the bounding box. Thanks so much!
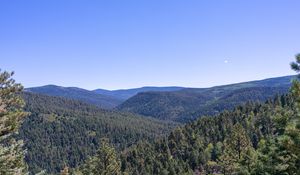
[19,92,176,174]
[0,56,299,175]
[2,0,300,174]
[27,76,293,123]
[117,93,299,174]
[118,78,292,123]
[74,56,300,174]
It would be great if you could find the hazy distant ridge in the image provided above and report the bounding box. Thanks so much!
[25,85,123,109]
[93,86,184,100]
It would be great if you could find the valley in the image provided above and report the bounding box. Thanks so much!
[18,75,297,174]
[1,1,299,174]
[27,75,294,123]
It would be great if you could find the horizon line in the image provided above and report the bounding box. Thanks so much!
[24,74,295,91]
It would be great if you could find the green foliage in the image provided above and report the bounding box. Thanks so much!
[0,70,28,175]
[118,84,291,122]
[19,92,177,174]
[219,123,254,174]
[119,93,298,174]
[290,53,300,77]
[12,57,300,174]
[78,138,121,175]
[250,63,300,174]
[115,55,300,175]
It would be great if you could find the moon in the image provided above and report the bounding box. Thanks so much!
[224,60,229,64]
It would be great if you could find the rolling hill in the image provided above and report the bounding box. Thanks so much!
[93,86,184,100]
[26,85,185,109]
[19,92,177,174]
[117,75,295,122]
[25,85,123,109]
[117,93,297,174]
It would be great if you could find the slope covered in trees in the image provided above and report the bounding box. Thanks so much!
[118,86,289,123]
[19,92,176,174]
[118,76,293,123]
[105,91,298,174]
[77,58,300,175]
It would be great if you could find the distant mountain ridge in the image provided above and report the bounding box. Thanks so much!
[117,75,295,122]
[25,85,123,109]
[25,75,295,115]
[21,75,297,173]
[93,86,184,100]
[25,85,185,109]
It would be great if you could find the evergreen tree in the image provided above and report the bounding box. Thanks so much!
[80,138,121,175]
[219,123,253,174]
[0,70,28,175]
[284,54,300,173]
[290,53,300,77]
[252,54,300,174]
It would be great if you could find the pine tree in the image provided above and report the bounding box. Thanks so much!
[80,138,121,175]
[219,123,254,174]
[0,70,28,175]
[290,53,300,77]
[284,54,300,174]
[270,53,300,174]
[252,54,300,174]
[259,106,297,171]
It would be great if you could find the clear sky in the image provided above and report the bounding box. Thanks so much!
[0,0,299,90]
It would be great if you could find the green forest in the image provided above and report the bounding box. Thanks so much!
[76,56,300,174]
[117,86,289,122]
[20,92,176,173]
[0,55,299,175]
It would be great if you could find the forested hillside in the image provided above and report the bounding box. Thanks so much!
[119,93,297,174]
[19,75,298,175]
[117,75,294,123]
[78,86,299,174]
[2,0,299,174]
[118,85,290,123]
[19,92,177,174]
[76,58,300,174]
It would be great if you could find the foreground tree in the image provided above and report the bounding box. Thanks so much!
[286,54,300,173]
[252,54,300,174]
[0,70,28,174]
[290,53,300,77]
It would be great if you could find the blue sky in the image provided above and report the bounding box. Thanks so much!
[0,0,299,90]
